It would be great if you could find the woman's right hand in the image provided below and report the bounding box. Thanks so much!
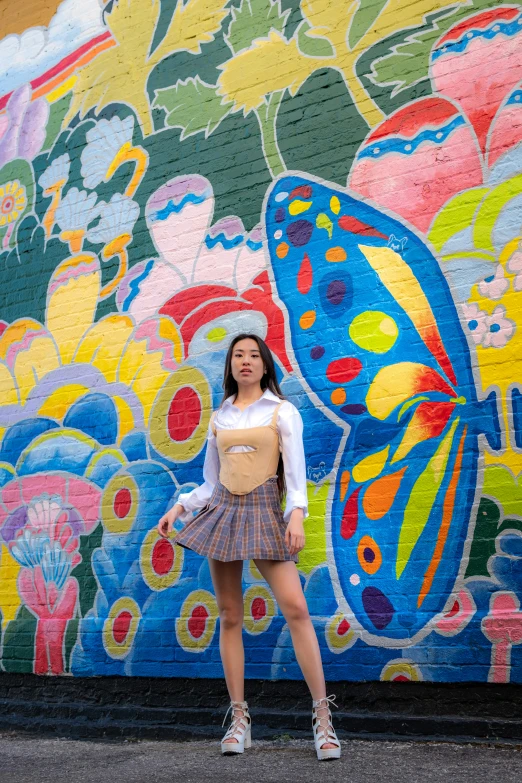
[157,503,184,538]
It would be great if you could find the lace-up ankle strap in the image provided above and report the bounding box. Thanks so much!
[222,700,249,727]
[312,694,338,710]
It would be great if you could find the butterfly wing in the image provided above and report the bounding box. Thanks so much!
[265,174,494,640]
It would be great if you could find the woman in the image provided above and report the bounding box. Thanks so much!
[157,334,340,761]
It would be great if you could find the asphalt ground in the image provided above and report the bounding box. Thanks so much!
[1,733,522,783]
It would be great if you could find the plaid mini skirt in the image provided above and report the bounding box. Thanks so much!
[174,477,297,563]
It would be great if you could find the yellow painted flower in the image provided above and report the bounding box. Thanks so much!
[0,254,187,449]
[0,180,27,227]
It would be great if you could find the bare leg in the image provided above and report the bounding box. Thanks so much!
[254,559,336,749]
[208,558,245,743]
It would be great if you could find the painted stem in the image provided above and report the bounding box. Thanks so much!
[256,90,286,179]
[100,246,129,299]
[34,617,68,675]
[343,67,385,128]
[42,185,63,238]
[106,143,148,199]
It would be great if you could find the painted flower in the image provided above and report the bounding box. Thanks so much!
[478,265,509,300]
[55,187,101,233]
[461,302,488,346]
[0,84,49,168]
[0,179,26,226]
[350,9,522,234]
[0,477,101,675]
[81,116,134,189]
[38,153,71,193]
[116,174,268,325]
[483,306,515,349]
[80,116,147,198]
[87,194,139,245]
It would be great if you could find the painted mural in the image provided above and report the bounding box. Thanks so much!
[0,0,521,683]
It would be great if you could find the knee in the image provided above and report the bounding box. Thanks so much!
[283,598,310,625]
[219,603,243,631]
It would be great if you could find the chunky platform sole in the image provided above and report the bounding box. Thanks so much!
[221,726,251,755]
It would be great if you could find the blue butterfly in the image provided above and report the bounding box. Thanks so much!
[265,174,501,641]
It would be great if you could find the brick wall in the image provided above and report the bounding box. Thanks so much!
[0,0,521,685]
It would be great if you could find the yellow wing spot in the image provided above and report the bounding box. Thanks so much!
[289,199,312,215]
[330,196,340,215]
[352,446,390,483]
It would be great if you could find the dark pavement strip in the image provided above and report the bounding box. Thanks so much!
[1,734,521,783]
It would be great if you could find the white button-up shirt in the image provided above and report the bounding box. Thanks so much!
[177,388,308,523]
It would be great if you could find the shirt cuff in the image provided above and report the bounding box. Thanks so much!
[284,491,309,522]
[176,492,197,522]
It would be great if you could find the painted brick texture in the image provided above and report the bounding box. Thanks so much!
[0,0,520,687]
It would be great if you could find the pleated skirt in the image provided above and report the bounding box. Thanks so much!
[174,477,298,562]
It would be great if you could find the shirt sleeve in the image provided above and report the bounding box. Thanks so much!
[176,420,219,522]
[278,403,308,522]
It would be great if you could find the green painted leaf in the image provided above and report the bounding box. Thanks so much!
[369,0,499,95]
[153,77,232,139]
[42,93,72,152]
[296,20,335,57]
[348,0,388,50]
[225,0,290,55]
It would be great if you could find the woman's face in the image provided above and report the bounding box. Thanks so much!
[230,338,266,389]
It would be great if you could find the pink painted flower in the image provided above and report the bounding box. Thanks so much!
[0,476,101,675]
[117,175,267,323]
[0,84,49,168]
[461,302,488,346]
[483,305,515,348]
[478,265,509,300]
[350,9,522,234]
[350,97,483,233]
[482,591,522,683]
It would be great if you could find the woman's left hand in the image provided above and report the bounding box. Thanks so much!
[285,510,305,556]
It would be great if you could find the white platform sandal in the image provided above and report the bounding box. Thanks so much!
[221,700,251,755]
[312,695,341,761]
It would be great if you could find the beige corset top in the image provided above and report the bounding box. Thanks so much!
[210,404,282,495]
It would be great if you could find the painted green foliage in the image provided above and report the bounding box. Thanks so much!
[466,497,522,578]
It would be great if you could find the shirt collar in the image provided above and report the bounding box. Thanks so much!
[223,388,282,407]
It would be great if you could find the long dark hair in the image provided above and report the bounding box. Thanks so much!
[222,334,286,501]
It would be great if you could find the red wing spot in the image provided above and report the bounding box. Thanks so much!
[167,386,202,442]
[326,357,362,384]
[289,185,312,200]
[337,618,351,636]
[341,487,361,540]
[251,597,267,621]
[338,215,388,240]
[152,538,175,576]
[114,488,132,519]
[113,611,132,644]
[297,253,313,294]
[188,605,209,639]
